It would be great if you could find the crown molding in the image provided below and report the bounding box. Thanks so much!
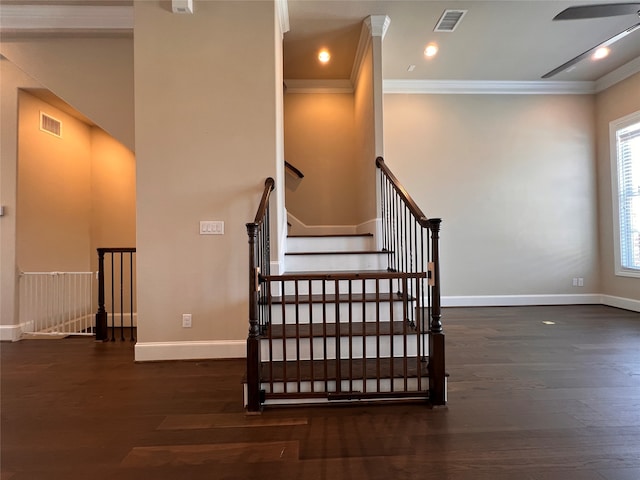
[284,79,353,94]
[0,5,133,31]
[351,15,391,87]
[595,56,640,92]
[275,0,290,38]
[364,15,391,39]
[384,79,596,95]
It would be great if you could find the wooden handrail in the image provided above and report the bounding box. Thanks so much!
[246,177,275,413]
[284,161,304,179]
[253,177,275,224]
[375,156,429,228]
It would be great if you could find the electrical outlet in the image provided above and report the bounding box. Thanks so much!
[578,277,584,287]
[182,313,192,328]
[572,278,578,287]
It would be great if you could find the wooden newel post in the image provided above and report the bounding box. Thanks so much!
[95,248,108,342]
[428,219,446,405]
[246,223,262,413]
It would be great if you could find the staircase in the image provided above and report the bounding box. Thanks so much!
[245,158,446,411]
[260,233,432,404]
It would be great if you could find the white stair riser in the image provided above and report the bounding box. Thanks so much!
[285,253,389,272]
[261,377,430,395]
[287,236,374,253]
[269,301,413,324]
[260,334,429,361]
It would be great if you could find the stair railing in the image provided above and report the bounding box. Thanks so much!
[376,156,445,404]
[246,177,275,412]
[95,247,137,342]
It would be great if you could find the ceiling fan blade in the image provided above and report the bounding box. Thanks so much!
[542,21,640,78]
[554,3,640,20]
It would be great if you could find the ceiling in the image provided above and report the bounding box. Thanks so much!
[1,0,639,85]
[284,0,640,83]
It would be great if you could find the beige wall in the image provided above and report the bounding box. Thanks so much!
[353,42,377,223]
[383,93,599,297]
[90,127,136,254]
[596,72,640,301]
[0,60,42,329]
[134,1,279,349]
[0,36,134,150]
[0,61,135,334]
[17,91,93,272]
[284,93,358,225]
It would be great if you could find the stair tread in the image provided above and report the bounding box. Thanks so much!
[268,291,413,304]
[266,320,423,338]
[261,357,430,382]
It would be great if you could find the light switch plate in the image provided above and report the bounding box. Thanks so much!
[200,221,224,235]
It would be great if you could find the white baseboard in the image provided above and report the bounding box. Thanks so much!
[134,340,245,362]
[441,294,602,307]
[600,294,640,312]
[0,324,22,342]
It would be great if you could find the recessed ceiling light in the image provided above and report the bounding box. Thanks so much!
[424,43,438,58]
[318,49,331,63]
[592,47,610,60]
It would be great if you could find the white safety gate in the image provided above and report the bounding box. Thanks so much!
[19,272,94,337]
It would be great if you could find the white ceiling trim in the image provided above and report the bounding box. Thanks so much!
[365,15,391,40]
[276,0,290,38]
[595,56,640,93]
[0,5,133,31]
[350,16,391,89]
[383,79,597,95]
[284,79,353,94]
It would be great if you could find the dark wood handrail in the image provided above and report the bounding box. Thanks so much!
[375,156,429,228]
[284,161,304,179]
[253,177,275,224]
[97,247,136,254]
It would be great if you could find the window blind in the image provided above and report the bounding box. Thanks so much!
[616,120,640,271]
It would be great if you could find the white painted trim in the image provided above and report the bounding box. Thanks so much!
[364,15,391,39]
[0,324,22,342]
[441,294,601,307]
[600,295,640,313]
[384,79,596,95]
[0,5,133,31]
[284,79,353,94]
[275,0,290,37]
[356,217,382,250]
[595,56,640,93]
[135,340,245,362]
[350,19,372,87]
[286,211,357,235]
[610,111,640,278]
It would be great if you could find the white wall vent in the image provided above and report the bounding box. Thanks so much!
[434,10,467,32]
[40,112,62,138]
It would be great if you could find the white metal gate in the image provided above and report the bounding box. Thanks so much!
[19,272,94,337]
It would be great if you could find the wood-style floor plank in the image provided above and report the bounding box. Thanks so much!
[2,305,640,479]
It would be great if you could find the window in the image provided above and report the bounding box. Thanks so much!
[611,112,640,277]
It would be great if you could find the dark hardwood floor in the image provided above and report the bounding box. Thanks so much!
[2,305,640,479]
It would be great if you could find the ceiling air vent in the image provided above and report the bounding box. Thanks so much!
[434,9,467,32]
[40,112,62,138]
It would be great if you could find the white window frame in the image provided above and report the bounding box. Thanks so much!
[610,111,640,278]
